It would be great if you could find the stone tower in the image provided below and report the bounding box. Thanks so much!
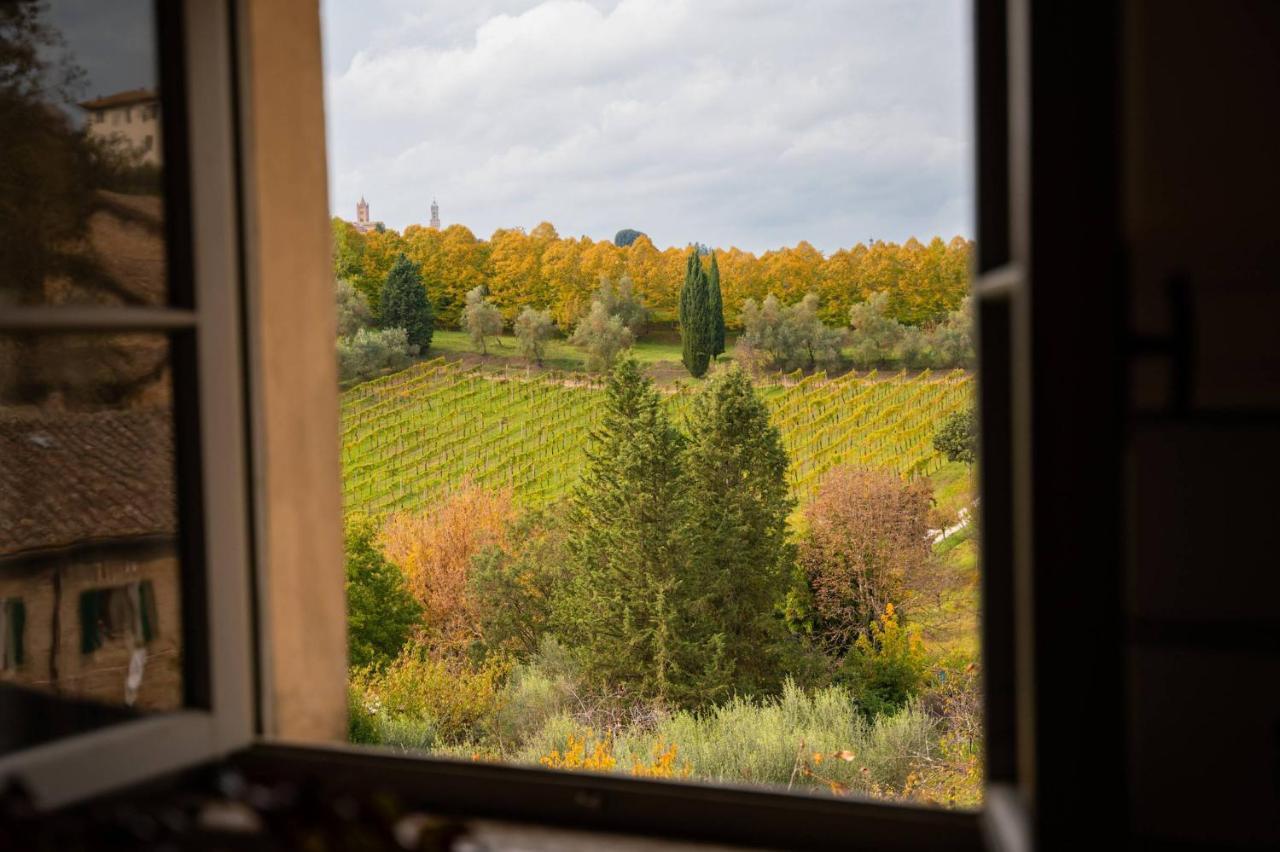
[429,198,440,230]
[356,196,370,226]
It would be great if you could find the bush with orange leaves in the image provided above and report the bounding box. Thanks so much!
[539,734,692,779]
[379,481,514,654]
[798,467,935,655]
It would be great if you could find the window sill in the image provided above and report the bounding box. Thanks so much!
[233,742,983,851]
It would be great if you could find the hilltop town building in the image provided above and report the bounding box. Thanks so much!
[351,197,439,232]
[352,196,384,233]
[78,89,162,166]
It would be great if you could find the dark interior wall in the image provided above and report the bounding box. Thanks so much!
[1122,2,1280,846]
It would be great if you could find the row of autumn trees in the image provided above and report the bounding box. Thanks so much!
[332,218,971,331]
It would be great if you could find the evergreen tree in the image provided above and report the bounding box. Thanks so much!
[344,514,422,670]
[707,250,726,359]
[676,366,796,703]
[679,249,712,377]
[556,358,688,699]
[379,254,434,350]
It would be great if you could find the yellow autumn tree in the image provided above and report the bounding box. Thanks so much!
[540,236,590,328]
[488,227,541,320]
[379,482,515,654]
[624,234,664,316]
[437,224,491,326]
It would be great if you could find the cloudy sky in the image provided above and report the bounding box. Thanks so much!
[321,0,971,254]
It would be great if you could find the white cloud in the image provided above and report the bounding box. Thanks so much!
[322,0,971,253]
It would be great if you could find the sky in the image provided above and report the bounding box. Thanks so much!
[42,0,156,113]
[321,0,972,254]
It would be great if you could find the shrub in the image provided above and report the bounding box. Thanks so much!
[350,647,511,746]
[888,297,975,370]
[922,297,975,369]
[933,408,978,465]
[380,482,514,654]
[513,680,937,798]
[493,637,580,746]
[594,276,648,337]
[335,278,373,337]
[896,326,932,370]
[337,327,416,383]
[513,306,555,366]
[461,285,504,353]
[538,734,693,779]
[738,293,845,373]
[568,300,634,371]
[912,655,983,807]
[736,294,789,370]
[470,506,571,658]
[800,467,934,654]
[344,513,422,670]
[837,604,929,719]
[848,292,906,368]
[348,685,380,745]
[785,293,847,371]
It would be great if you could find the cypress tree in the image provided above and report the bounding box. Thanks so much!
[676,366,795,703]
[707,250,726,359]
[679,249,712,377]
[557,358,688,699]
[379,254,434,350]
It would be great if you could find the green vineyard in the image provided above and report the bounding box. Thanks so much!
[341,359,974,517]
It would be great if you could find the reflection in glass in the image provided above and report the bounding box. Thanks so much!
[0,0,168,307]
[0,333,183,753]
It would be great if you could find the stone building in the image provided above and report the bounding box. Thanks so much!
[352,196,383,233]
[0,409,182,711]
[78,89,162,166]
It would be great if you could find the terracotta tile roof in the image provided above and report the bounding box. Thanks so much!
[77,89,158,111]
[0,409,176,558]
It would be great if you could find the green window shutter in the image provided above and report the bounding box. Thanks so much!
[79,591,103,654]
[138,581,157,643]
[10,600,23,666]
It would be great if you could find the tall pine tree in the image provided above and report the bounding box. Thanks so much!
[556,358,689,699]
[675,366,795,703]
[380,253,434,350]
[707,250,726,359]
[679,249,712,377]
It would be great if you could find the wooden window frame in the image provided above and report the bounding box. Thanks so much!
[0,0,256,809]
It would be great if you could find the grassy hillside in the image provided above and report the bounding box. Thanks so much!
[340,358,973,517]
[429,329,693,373]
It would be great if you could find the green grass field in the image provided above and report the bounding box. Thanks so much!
[429,329,696,373]
[340,358,974,517]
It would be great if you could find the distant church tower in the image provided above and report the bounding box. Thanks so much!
[352,196,381,233]
[429,198,441,230]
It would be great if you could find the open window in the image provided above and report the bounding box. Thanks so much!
[7,1,1275,850]
[0,0,255,806]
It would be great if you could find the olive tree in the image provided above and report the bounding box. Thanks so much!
[568,300,634,371]
[461,285,504,354]
[514,306,554,365]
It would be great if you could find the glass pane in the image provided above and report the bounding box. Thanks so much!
[0,1,171,308]
[323,2,981,809]
[0,332,185,755]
